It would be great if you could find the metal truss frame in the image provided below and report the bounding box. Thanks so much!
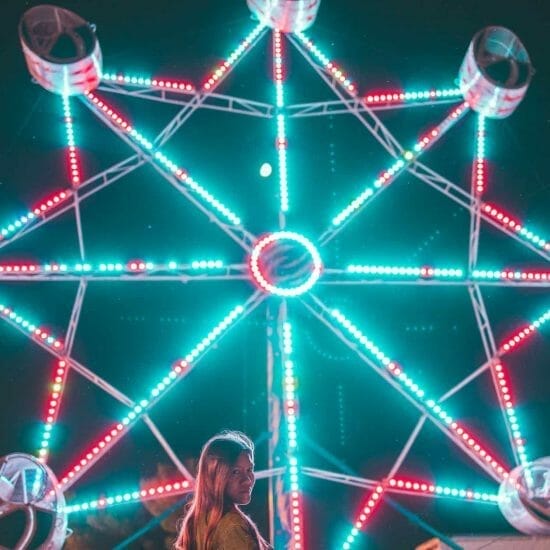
[1,12,548,550]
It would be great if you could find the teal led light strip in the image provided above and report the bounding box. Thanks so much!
[102,72,195,92]
[295,32,357,95]
[347,265,464,278]
[474,115,486,195]
[282,322,304,549]
[274,30,289,212]
[62,95,82,187]
[85,91,242,226]
[388,478,498,502]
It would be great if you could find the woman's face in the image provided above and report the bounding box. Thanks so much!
[225,451,255,505]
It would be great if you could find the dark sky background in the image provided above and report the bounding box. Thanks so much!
[0,1,549,548]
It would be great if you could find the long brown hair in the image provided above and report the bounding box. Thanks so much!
[174,431,269,550]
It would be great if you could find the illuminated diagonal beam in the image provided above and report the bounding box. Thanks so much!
[58,291,265,492]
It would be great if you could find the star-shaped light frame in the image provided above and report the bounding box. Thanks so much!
[1,4,549,549]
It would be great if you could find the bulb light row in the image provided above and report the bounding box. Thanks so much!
[85,91,241,225]
[295,32,356,95]
[0,190,71,242]
[482,204,549,252]
[282,322,304,549]
[412,102,468,153]
[500,309,550,354]
[387,478,498,502]
[102,72,195,92]
[346,265,463,278]
[0,304,63,349]
[38,359,69,462]
[364,88,462,104]
[65,479,192,513]
[342,485,384,549]
[0,260,225,276]
[203,22,265,91]
[491,363,528,465]
[62,95,82,186]
[472,270,550,282]
[274,30,289,212]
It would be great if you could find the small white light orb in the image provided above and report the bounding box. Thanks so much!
[260,163,272,178]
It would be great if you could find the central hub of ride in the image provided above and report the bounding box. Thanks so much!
[249,231,322,297]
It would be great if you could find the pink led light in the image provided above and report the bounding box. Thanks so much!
[0,264,40,273]
[500,324,538,353]
[366,92,406,103]
[150,78,195,92]
[352,484,385,532]
[85,92,133,133]
[31,190,72,217]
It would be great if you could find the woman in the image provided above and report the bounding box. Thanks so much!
[175,431,271,550]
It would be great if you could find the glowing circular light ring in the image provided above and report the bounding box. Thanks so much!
[250,231,322,297]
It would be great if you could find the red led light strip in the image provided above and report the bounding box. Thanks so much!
[345,484,385,547]
[499,311,550,354]
[32,190,72,216]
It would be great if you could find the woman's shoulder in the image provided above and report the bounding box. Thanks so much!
[217,510,253,531]
[213,510,260,549]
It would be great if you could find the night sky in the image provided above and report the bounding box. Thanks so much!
[0,1,549,548]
